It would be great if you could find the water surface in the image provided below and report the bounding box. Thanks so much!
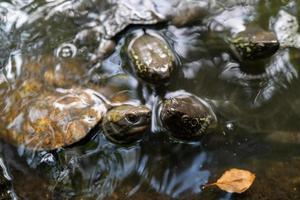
[1,0,300,199]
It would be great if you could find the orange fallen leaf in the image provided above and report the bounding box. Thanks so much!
[203,168,256,193]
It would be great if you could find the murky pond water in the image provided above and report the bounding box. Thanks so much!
[1,0,300,199]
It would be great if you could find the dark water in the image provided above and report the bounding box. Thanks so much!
[1,0,300,199]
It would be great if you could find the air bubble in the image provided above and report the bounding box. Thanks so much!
[55,43,77,58]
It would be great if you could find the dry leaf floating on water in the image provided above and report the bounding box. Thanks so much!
[203,168,256,194]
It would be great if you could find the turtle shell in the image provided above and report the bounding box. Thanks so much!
[1,88,107,150]
[126,31,176,84]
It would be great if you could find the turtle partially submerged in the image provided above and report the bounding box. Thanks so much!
[158,91,217,141]
[0,55,151,150]
[228,27,280,61]
[201,26,280,63]
[122,30,177,85]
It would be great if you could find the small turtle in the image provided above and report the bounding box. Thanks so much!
[158,91,217,141]
[229,27,280,61]
[203,26,280,62]
[0,55,151,150]
[122,30,177,85]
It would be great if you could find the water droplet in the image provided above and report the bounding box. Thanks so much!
[56,43,77,58]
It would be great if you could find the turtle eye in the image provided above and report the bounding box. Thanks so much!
[125,113,140,124]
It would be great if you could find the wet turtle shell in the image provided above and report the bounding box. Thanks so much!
[1,88,106,150]
[229,27,280,61]
[204,26,280,62]
[159,91,217,141]
[123,30,177,85]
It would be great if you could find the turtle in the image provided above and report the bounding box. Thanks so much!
[157,91,218,141]
[199,25,280,63]
[228,27,280,61]
[122,30,177,85]
[0,54,151,150]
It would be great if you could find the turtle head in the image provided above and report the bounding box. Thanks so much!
[160,94,217,141]
[102,105,151,144]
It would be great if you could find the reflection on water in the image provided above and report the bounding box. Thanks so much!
[0,0,300,199]
[0,154,16,199]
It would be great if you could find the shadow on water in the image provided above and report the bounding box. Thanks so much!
[1,0,300,199]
